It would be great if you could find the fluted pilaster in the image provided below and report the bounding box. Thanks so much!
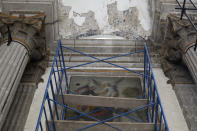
[184,47,197,84]
[0,41,29,129]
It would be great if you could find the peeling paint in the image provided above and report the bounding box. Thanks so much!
[108,2,150,40]
[59,2,100,39]
[73,15,85,26]
[59,0,151,39]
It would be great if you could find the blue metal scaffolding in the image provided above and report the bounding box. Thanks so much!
[35,40,169,131]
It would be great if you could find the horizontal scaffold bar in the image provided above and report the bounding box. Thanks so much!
[49,120,156,131]
[57,94,148,109]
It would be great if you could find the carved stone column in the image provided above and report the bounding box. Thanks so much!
[163,14,197,84]
[184,46,197,83]
[0,12,45,129]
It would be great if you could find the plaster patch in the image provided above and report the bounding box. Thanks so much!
[73,15,85,26]
[62,0,109,30]
[58,4,100,39]
[61,0,151,31]
[114,0,151,31]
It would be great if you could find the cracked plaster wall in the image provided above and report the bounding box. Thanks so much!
[59,0,152,39]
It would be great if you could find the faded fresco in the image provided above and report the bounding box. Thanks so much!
[69,76,142,98]
[66,76,146,122]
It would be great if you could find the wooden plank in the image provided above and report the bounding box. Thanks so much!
[58,94,147,109]
[49,120,155,131]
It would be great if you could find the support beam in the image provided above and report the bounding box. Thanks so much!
[58,94,147,109]
[49,120,156,131]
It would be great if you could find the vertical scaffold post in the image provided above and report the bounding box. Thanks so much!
[59,40,70,120]
[59,40,69,94]
[143,45,147,98]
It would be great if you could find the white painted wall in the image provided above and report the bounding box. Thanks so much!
[60,0,152,38]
